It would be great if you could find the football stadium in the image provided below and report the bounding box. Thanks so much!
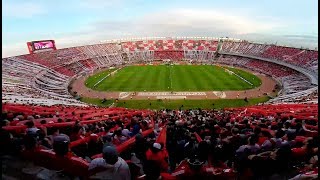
[2,0,318,179]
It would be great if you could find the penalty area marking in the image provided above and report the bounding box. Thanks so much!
[156,96,186,99]
[119,92,131,99]
[213,91,226,98]
[138,92,206,96]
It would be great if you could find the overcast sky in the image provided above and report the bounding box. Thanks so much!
[2,0,318,57]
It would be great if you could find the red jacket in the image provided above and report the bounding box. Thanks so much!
[172,160,236,180]
[145,149,169,172]
[257,136,268,146]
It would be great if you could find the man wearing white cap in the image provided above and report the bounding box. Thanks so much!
[145,143,169,172]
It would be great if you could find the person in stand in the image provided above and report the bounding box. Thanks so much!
[236,135,260,156]
[25,120,39,135]
[130,119,141,137]
[102,135,114,147]
[248,145,292,179]
[171,154,211,180]
[52,134,74,157]
[88,146,131,180]
[145,143,169,172]
[138,160,176,180]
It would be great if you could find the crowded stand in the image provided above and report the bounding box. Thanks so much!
[1,103,318,179]
[121,40,218,52]
[269,87,318,104]
[19,43,123,75]
[2,57,86,106]
[216,55,317,103]
[121,39,218,61]
[220,41,318,74]
[219,41,270,56]
[261,46,302,61]
[2,43,125,106]
[125,51,155,62]
[2,37,318,106]
[2,38,318,106]
[289,50,318,74]
[1,38,319,179]
[75,44,123,68]
[154,51,184,60]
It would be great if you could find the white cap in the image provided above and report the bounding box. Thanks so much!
[153,143,161,150]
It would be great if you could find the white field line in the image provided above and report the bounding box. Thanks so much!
[224,68,253,86]
[93,68,121,88]
[169,65,173,90]
[171,66,173,89]
[108,102,115,107]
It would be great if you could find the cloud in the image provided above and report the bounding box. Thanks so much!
[234,33,318,50]
[77,0,124,9]
[90,8,284,36]
[2,42,28,58]
[282,35,318,39]
[146,9,278,34]
[2,7,318,57]
[2,32,111,58]
[3,2,47,18]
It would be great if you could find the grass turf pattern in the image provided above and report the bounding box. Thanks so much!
[85,69,115,88]
[85,65,261,91]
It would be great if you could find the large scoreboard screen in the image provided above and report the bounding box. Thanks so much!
[27,40,57,54]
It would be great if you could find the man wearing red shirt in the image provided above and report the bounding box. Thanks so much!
[145,143,169,172]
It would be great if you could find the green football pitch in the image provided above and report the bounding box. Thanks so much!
[85,65,261,91]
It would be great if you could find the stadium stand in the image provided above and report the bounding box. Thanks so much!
[219,40,318,104]
[220,41,318,74]
[216,55,316,101]
[1,103,318,179]
[1,38,318,179]
[121,39,218,62]
[2,38,318,105]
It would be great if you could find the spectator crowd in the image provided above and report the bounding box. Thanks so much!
[1,103,318,179]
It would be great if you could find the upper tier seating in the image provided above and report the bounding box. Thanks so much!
[121,40,218,52]
[220,41,318,73]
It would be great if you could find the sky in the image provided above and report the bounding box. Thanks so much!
[2,0,318,57]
